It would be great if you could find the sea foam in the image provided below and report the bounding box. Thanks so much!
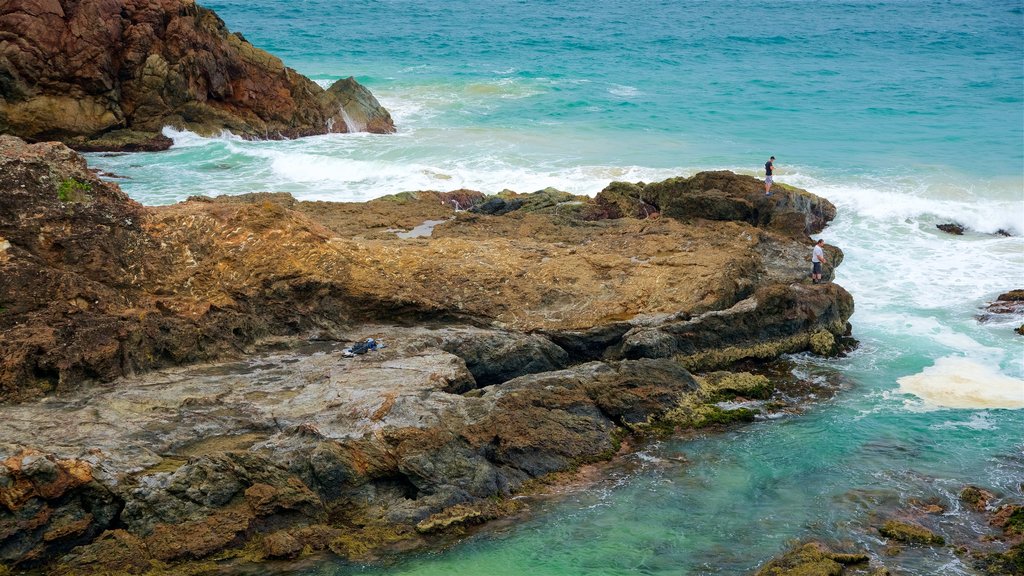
[897,356,1024,410]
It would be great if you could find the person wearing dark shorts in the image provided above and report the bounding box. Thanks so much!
[764,156,775,195]
[811,238,827,284]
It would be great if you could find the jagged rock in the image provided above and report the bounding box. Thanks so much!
[978,289,1024,322]
[596,171,837,236]
[0,0,394,151]
[997,290,1024,302]
[961,485,997,512]
[262,530,303,559]
[0,136,859,571]
[937,223,966,235]
[0,344,706,571]
[0,137,855,401]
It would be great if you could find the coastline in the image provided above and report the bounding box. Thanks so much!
[2,1,1022,573]
[0,135,857,574]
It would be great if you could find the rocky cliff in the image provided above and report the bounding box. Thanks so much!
[0,136,854,573]
[0,0,394,151]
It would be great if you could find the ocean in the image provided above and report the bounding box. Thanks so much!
[85,1,1024,574]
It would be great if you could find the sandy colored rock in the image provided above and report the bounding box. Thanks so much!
[0,138,853,401]
[0,136,859,572]
[0,0,394,151]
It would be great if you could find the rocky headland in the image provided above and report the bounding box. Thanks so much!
[0,0,394,152]
[0,135,854,574]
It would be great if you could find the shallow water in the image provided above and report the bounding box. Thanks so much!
[83,0,1024,573]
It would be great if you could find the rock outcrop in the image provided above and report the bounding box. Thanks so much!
[0,136,855,572]
[755,542,879,576]
[0,0,394,151]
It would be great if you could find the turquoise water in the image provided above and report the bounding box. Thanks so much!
[84,1,1024,573]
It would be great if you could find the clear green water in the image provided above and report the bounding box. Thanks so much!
[83,0,1024,573]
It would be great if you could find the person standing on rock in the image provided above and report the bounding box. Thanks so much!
[811,239,828,284]
[764,156,775,195]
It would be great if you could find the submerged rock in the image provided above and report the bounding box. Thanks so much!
[937,223,966,235]
[0,0,394,151]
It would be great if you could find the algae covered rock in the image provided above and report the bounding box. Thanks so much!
[960,485,997,512]
[755,541,870,576]
[878,519,945,546]
[810,330,837,356]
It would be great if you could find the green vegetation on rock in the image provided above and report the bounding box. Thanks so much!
[809,330,836,356]
[755,542,870,576]
[57,178,91,202]
[1004,506,1024,536]
[878,519,945,546]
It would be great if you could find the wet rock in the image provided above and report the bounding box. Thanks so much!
[755,541,871,576]
[470,197,525,216]
[0,338,709,571]
[960,485,997,512]
[997,290,1024,302]
[937,223,966,235]
[701,371,773,400]
[878,519,945,546]
[979,289,1024,322]
[0,450,118,568]
[0,0,394,151]
[991,504,1024,536]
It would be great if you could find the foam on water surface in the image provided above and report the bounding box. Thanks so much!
[897,356,1024,410]
[76,0,1024,573]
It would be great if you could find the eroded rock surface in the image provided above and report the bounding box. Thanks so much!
[0,136,856,572]
[0,0,394,151]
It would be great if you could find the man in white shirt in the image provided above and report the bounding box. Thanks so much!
[811,239,827,284]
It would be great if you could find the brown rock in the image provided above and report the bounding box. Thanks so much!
[262,530,302,559]
[961,485,997,512]
[145,508,251,562]
[997,290,1024,302]
[878,519,945,546]
[756,541,871,576]
[981,289,1024,318]
[0,138,855,401]
[0,0,394,151]
[0,137,860,572]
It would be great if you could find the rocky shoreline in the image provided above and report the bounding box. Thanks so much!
[0,134,860,574]
[0,0,394,151]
